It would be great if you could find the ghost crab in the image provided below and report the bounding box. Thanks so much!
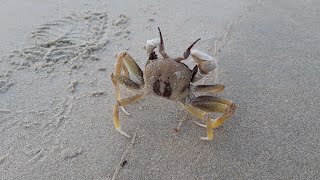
[111,27,236,140]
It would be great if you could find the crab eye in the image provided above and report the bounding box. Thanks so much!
[148,51,158,61]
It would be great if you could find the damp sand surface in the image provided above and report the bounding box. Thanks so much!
[1,0,320,179]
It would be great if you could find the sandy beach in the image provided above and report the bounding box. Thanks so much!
[1,0,320,179]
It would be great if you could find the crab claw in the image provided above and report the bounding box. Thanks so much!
[191,49,217,74]
[146,38,160,54]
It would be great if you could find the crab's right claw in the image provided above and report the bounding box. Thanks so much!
[191,49,217,74]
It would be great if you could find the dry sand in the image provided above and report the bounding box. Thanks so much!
[1,0,320,179]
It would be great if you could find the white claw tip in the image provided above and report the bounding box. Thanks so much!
[116,127,131,138]
[194,121,207,128]
[146,38,160,46]
[191,49,213,62]
[200,137,212,141]
[121,106,130,115]
[146,38,160,53]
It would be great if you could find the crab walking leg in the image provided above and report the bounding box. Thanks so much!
[182,96,236,140]
[122,64,129,78]
[112,52,144,113]
[191,96,236,129]
[113,94,144,138]
[111,74,141,91]
[114,52,144,87]
[181,104,214,140]
[211,101,236,128]
[201,115,214,140]
[182,103,206,126]
[111,74,141,115]
[192,84,225,93]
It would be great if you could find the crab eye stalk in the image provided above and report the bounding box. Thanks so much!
[158,27,169,58]
[175,38,201,62]
[158,27,163,46]
[187,38,201,51]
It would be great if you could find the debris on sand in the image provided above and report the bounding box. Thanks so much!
[112,14,129,26]
[67,80,78,93]
[147,17,155,22]
[112,14,131,39]
[0,79,15,93]
[0,155,7,165]
[89,90,108,97]
[62,147,83,160]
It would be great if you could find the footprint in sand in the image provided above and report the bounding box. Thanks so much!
[8,11,110,70]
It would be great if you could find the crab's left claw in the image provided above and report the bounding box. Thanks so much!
[145,38,160,62]
[146,38,160,54]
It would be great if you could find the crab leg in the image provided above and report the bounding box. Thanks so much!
[182,103,206,126]
[192,96,236,128]
[204,115,214,140]
[182,104,214,140]
[113,94,144,138]
[112,51,144,114]
[114,52,144,87]
[182,96,236,140]
[111,74,141,91]
[192,84,225,93]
